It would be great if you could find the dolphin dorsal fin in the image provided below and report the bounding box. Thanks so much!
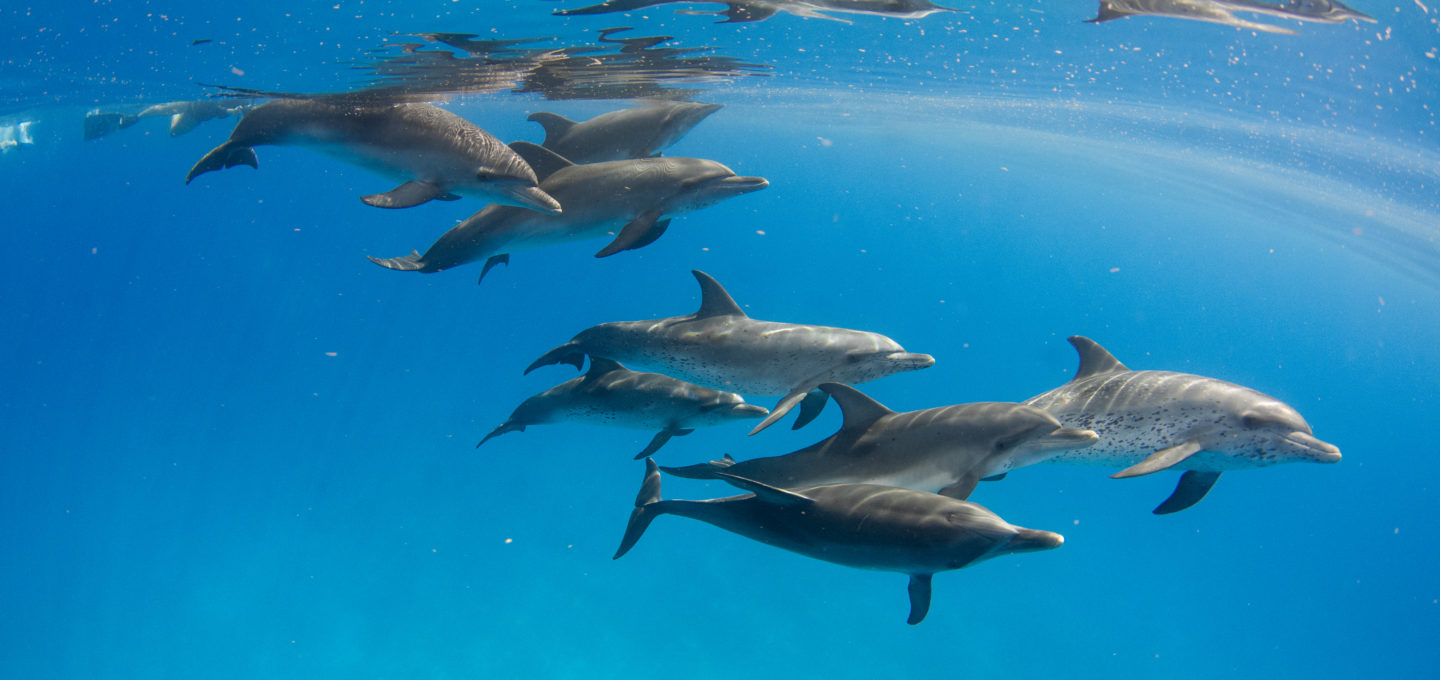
[526,111,577,145]
[819,383,894,432]
[712,470,813,506]
[1068,336,1129,381]
[585,356,625,377]
[691,270,747,318]
[507,141,575,183]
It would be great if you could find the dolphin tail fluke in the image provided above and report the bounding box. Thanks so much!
[366,250,427,272]
[1153,470,1222,515]
[614,458,665,560]
[83,112,139,140]
[658,454,735,479]
[524,343,587,375]
[907,574,933,625]
[185,142,258,183]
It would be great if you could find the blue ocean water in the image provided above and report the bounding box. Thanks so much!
[2,1,1438,678]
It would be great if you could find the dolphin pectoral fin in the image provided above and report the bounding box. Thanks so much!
[633,426,695,460]
[712,470,813,506]
[169,113,200,136]
[361,180,444,209]
[749,389,810,436]
[478,254,509,285]
[595,214,670,258]
[938,472,980,501]
[791,390,828,430]
[1154,471,1222,515]
[1112,441,1204,479]
[907,574,933,625]
[981,473,1008,482]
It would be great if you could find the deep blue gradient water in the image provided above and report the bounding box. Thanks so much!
[3,2,1438,678]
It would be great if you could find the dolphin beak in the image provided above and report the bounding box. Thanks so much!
[1287,431,1342,463]
[1006,528,1064,554]
[1036,426,1100,451]
[716,176,769,196]
[887,352,936,370]
[733,403,770,418]
[508,185,564,215]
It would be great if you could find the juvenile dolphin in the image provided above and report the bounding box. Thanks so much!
[617,458,1064,624]
[185,99,562,214]
[555,0,955,23]
[525,270,935,435]
[367,143,767,279]
[528,101,723,164]
[1087,0,1300,33]
[664,383,1099,499]
[477,357,769,458]
[1023,336,1342,514]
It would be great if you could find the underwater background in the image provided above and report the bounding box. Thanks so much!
[3,1,1438,678]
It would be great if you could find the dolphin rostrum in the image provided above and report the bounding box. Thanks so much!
[477,357,769,458]
[367,143,767,280]
[185,99,562,214]
[555,0,955,24]
[1024,336,1342,514]
[617,458,1064,624]
[525,270,935,435]
[664,383,1098,499]
[528,101,724,164]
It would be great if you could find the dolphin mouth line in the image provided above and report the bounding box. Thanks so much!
[1285,431,1342,462]
[716,176,769,193]
[1036,427,1100,450]
[886,352,936,369]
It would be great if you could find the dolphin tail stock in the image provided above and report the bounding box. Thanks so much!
[366,250,427,272]
[185,142,259,183]
[614,458,666,559]
[523,343,588,375]
[658,453,735,479]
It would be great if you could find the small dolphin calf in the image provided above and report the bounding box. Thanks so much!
[526,271,935,435]
[617,459,1063,624]
[186,99,562,214]
[555,0,954,23]
[1024,336,1342,514]
[665,383,1098,499]
[477,357,769,458]
[368,144,767,279]
[528,101,723,164]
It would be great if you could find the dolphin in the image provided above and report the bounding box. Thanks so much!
[525,270,935,435]
[527,101,724,164]
[185,99,562,214]
[477,357,769,458]
[1086,0,1301,33]
[137,99,252,137]
[1023,336,1342,514]
[555,0,955,24]
[617,458,1064,624]
[1214,0,1376,23]
[664,383,1099,499]
[367,143,767,279]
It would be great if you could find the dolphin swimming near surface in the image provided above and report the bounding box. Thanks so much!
[525,270,935,435]
[1023,336,1342,514]
[85,99,252,141]
[185,99,562,214]
[664,383,1099,499]
[477,357,769,458]
[367,143,767,279]
[528,101,724,164]
[1086,0,1301,33]
[616,458,1064,624]
[554,0,955,23]
[1214,0,1376,23]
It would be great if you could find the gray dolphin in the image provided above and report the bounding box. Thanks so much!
[368,143,767,279]
[84,99,249,141]
[528,101,723,164]
[477,357,769,458]
[617,458,1064,624]
[185,99,562,214]
[1023,336,1342,514]
[664,383,1098,499]
[555,0,955,23]
[1215,0,1375,23]
[525,270,935,435]
[1087,0,1300,33]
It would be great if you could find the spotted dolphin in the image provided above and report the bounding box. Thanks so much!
[664,383,1098,499]
[1214,0,1376,23]
[528,101,723,164]
[477,357,769,458]
[525,270,935,435]
[1086,0,1301,33]
[617,458,1064,624]
[1023,336,1342,514]
[185,99,562,214]
[555,0,955,23]
[368,143,766,280]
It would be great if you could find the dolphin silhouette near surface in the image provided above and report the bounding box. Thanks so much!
[527,101,723,164]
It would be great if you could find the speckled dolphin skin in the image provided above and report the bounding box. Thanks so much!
[185,99,562,214]
[663,382,1098,500]
[1024,336,1341,514]
[525,270,935,435]
[477,357,768,458]
[616,458,1063,625]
